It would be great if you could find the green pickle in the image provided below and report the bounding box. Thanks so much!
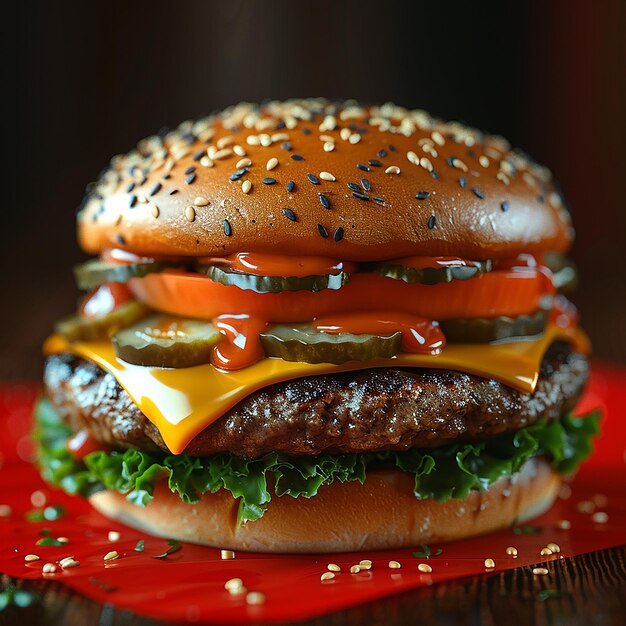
[260,324,401,364]
[55,301,150,342]
[196,264,349,293]
[441,310,548,343]
[112,315,221,367]
[74,259,176,290]
[368,259,492,284]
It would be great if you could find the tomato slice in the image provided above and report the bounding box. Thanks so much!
[129,268,550,322]
[80,282,133,320]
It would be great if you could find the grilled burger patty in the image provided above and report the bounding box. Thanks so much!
[44,342,587,459]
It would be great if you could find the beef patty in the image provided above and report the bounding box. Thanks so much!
[43,342,587,459]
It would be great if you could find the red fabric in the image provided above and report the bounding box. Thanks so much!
[1,363,625,624]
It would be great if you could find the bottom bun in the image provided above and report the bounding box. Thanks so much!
[89,457,560,553]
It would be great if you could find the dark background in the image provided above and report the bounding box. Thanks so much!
[2,0,624,379]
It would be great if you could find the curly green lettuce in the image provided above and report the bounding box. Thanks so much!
[34,398,600,524]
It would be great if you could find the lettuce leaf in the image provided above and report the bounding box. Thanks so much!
[33,398,600,523]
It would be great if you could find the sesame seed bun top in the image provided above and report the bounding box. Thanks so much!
[77,99,573,261]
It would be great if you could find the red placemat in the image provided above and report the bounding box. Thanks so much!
[1,363,625,624]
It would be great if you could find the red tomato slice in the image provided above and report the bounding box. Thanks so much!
[129,268,550,322]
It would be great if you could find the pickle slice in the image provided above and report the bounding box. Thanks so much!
[55,301,150,342]
[196,264,350,293]
[112,315,221,367]
[368,260,492,285]
[260,324,401,364]
[543,252,578,293]
[74,259,177,291]
[441,309,548,343]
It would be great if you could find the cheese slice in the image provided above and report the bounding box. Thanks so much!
[44,323,589,455]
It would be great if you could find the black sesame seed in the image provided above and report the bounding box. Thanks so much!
[459,176,467,188]
[126,182,136,193]
[281,142,292,151]
[368,159,382,167]
[286,180,295,192]
[193,149,205,161]
[169,189,179,195]
[184,166,196,175]
[282,208,297,221]
[302,128,311,135]
[501,200,510,212]
[360,178,371,191]
[347,182,361,192]
[149,182,162,196]
[317,223,329,238]
[415,191,430,200]
[262,177,276,185]
[446,156,456,167]
[352,191,370,201]
[377,149,387,158]
[185,173,196,184]
[138,176,147,186]
[129,195,137,208]
[115,234,126,245]
[388,144,397,152]
[467,149,476,158]
[291,154,305,161]
[356,164,370,172]
[307,173,320,185]
[372,196,385,204]
[427,215,437,230]
[333,227,344,242]
[223,219,232,236]
[229,167,248,181]
[162,174,171,180]
[472,187,485,199]
[537,194,544,203]
[431,169,440,180]
[319,193,330,209]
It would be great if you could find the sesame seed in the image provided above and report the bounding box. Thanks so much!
[114,214,122,226]
[271,132,289,142]
[262,177,276,185]
[377,148,387,158]
[540,548,553,556]
[459,176,468,188]
[592,511,609,523]
[317,224,329,238]
[192,149,205,161]
[246,592,265,606]
[282,208,297,221]
[25,554,40,562]
[129,195,138,208]
[229,167,248,181]
[241,180,252,194]
[224,578,243,591]
[546,543,561,554]
[479,155,490,168]
[427,215,436,229]
[104,551,119,561]
[501,201,510,212]
[149,183,162,196]
[236,158,252,169]
[233,145,246,156]
[302,128,311,135]
[368,159,382,167]
[407,150,419,165]
[220,550,235,560]
[372,196,385,204]
[577,500,595,513]
[484,558,495,569]
[349,565,361,574]
[307,173,320,185]
[200,156,213,167]
[505,547,518,557]
[223,219,232,236]
[194,196,209,206]
[533,567,549,576]
[291,154,305,161]
[216,135,234,149]
[472,187,485,199]
[266,157,279,170]
[388,561,401,569]
[357,164,370,172]
[56,537,69,544]
[360,178,371,191]
[431,131,445,146]
[184,166,196,175]
[348,133,361,144]
[286,180,295,192]
[352,191,369,201]
[42,563,57,574]
[319,134,334,142]
[60,558,80,569]
[555,519,571,530]
[327,563,341,572]
[115,234,126,245]
[319,194,330,209]
[320,572,335,581]
[185,173,196,184]
[385,165,401,175]
[319,171,336,182]
[340,128,351,141]
[108,531,121,542]
[0,505,11,517]
[323,142,335,152]
[281,141,292,151]
[347,182,361,192]
[418,563,433,573]
[415,191,430,200]
[359,560,372,569]
[185,206,196,222]
[214,148,233,160]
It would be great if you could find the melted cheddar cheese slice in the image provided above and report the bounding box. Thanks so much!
[44,323,589,454]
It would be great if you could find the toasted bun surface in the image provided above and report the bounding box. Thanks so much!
[78,100,572,261]
[89,458,559,553]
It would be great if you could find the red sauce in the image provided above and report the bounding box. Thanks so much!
[314,311,445,355]
[66,429,108,460]
[80,283,132,320]
[211,314,268,370]
[198,252,358,277]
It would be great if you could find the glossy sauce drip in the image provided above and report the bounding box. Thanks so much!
[211,314,268,370]
[199,252,357,277]
[314,311,446,355]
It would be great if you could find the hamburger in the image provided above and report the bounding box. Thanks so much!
[36,99,599,553]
